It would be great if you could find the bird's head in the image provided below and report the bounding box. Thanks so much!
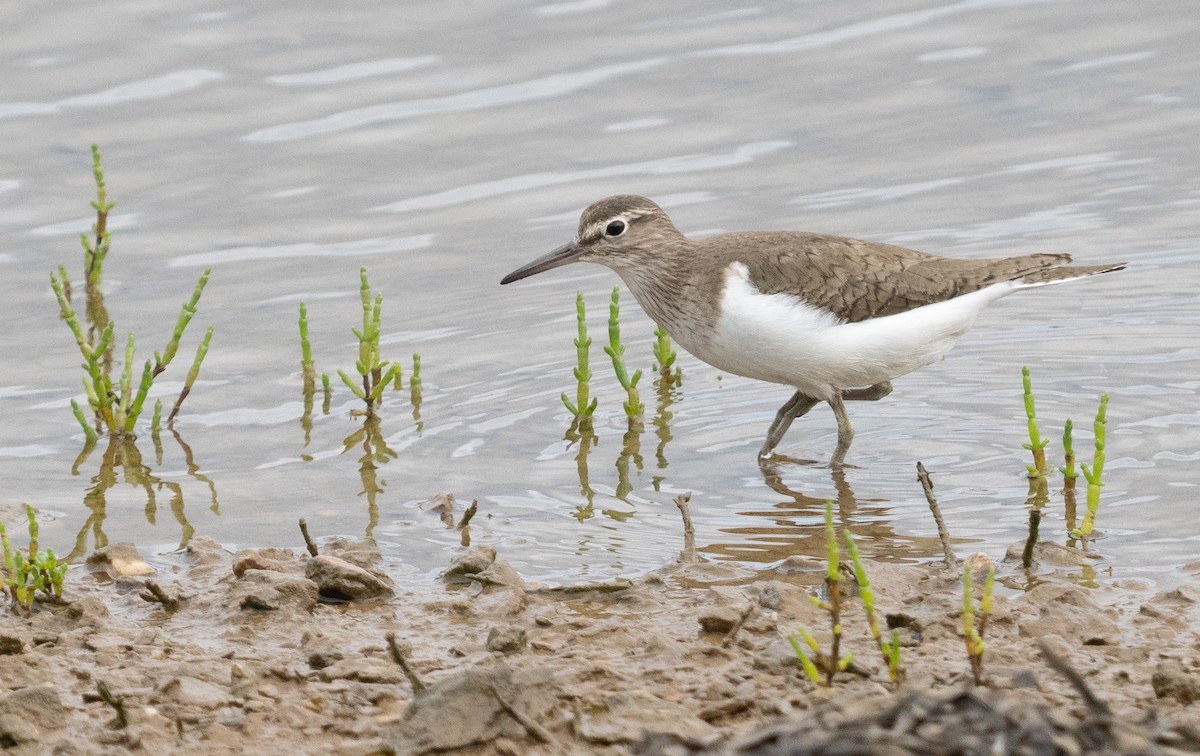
[501,195,682,284]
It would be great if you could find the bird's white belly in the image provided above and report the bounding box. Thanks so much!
[699,263,1017,400]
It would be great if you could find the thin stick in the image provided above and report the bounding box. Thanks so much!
[721,604,755,649]
[916,462,958,569]
[386,632,426,696]
[457,500,478,530]
[489,685,553,745]
[1037,639,1110,716]
[139,580,181,611]
[674,493,696,563]
[298,518,319,557]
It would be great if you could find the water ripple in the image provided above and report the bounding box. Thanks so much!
[169,235,435,267]
[244,58,666,143]
[375,141,791,213]
[58,70,225,108]
[268,56,441,86]
[698,0,1059,57]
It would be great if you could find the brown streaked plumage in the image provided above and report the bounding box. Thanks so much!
[502,195,1125,464]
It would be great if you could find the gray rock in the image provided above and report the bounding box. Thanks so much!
[0,634,23,655]
[0,713,37,745]
[87,542,155,577]
[185,536,226,565]
[233,570,319,612]
[698,606,743,634]
[475,559,526,590]
[1152,661,1200,704]
[157,676,229,708]
[485,626,527,654]
[444,546,496,578]
[318,657,403,684]
[304,555,394,601]
[0,684,68,731]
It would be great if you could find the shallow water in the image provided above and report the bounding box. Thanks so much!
[2,0,1197,588]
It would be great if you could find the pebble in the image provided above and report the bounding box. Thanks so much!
[304,555,394,601]
[444,545,496,578]
[485,626,527,653]
[698,606,743,634]
[317,657,403,685]
[86,542,155,577]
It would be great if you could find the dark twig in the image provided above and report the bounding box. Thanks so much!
[721,604,755,649]
[490,684,554,745]
[1022,509,1041,570]
[674,493,697,563]
[916,462,958,569]
[139,580,181,611]
[298,518,319,557]
[1037,639,1110,717]
[96,680,129,729]
[386,632,426,696]
[457,500,478,530]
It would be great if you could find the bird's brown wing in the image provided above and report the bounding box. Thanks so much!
[718,231,1085,323]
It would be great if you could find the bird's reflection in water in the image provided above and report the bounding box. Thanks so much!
[700,461,949,568]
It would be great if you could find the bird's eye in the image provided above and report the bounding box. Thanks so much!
[605,219,627,237]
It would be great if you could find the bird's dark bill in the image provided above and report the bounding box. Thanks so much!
[500,242,584,284]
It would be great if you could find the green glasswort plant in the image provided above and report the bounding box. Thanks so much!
[50,145,212,438]
[652,325,680,385]
[604,287,644,420]
[561,291,598,421]
[788,501,854,686]
[844,530,904,682]
[50,267,212,438]
[962,562,995,685]
[1022,366,1049,477]
[336,267,402,413]
[1073,393,1109,540]
[1,505,68,612]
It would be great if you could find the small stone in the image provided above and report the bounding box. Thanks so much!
[0,713,37,744]
[157,676,229,708]
[232,552,286,577]
[0,685,67,731]
[87,542,155,577]
[305,555,394,601]
[323,538,383,570]
[318,658,403,685]
[233,570,319,612]
[475,559,525,590]
[0,634,23,655]
[698,606,743,634]
[307,645,346,670]
[185,536,226,565]
[963,552,995,576]
[1152,661,1200,704]
[424,492,457,514]
[485,626,527,654]
[444,546,496,578]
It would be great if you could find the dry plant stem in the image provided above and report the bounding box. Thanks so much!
[1021,508,1041,569]
[139,580,180,611]
[673,493,697,563]
[489,684,554,745]
[297,518,319,557]
[96,680,129,730]
[1036,639,1110,716]
[457,500,478,530]
[916,462,958,569]
[386,632,426,696]
[721,604,755,649]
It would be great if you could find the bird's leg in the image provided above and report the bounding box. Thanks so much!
[828,392,854,466]
[758,390,819,459]
[842,381,893,402]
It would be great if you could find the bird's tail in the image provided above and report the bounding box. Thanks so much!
[1018,260,1126,287]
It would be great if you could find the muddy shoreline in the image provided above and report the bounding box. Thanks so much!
[2,507,1200,755]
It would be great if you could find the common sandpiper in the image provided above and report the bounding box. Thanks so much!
[501,195,1124,464]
